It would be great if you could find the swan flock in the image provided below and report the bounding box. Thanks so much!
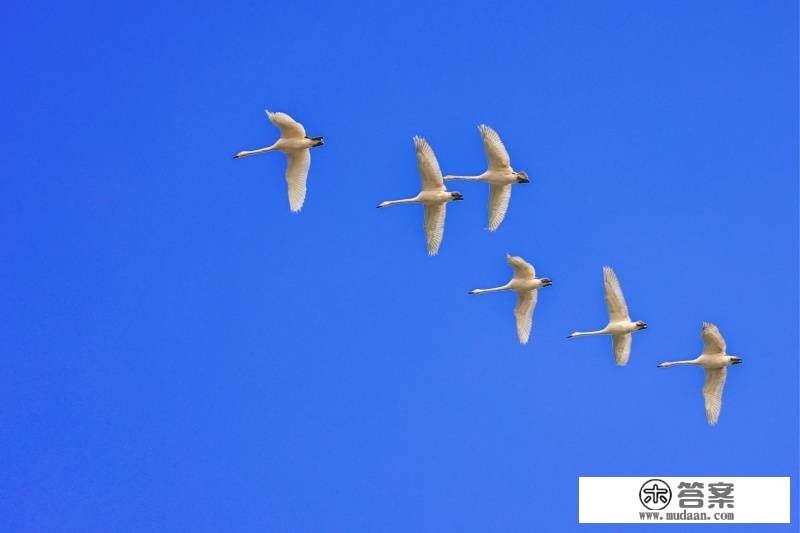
[234,109,744,426]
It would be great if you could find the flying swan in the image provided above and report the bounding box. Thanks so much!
[377,136,464,256]
[443,124,529,231]
[234,111,324,212]
[567,266,647,365]
[469,254,552,344]
[657,322,743,425]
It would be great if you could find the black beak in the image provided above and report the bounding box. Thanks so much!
[517,177,530,184]
[732,358,743,365]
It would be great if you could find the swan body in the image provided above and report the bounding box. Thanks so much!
[443,124,529,231]
[657,322,742,425]
[234,111,324,213]
[377,136,463,256]
[469,254,552,344]
[566,266,647,365]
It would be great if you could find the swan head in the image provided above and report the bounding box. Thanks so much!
[450,191,464,201]
[729,356,743,365]
[540,278,553,287]
[635,321,648,330]
[515,171,530,184]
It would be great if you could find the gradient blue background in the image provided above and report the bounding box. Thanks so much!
[1,1,797,531]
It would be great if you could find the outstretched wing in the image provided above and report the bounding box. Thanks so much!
[701,322,726,354]
[603,266,630,322]
[612,334,632,366]
[285,149,310,212]
[703,367,727,425]
[414,136,445,192]
[506,254,535,280]
[514,290,538,344]
[423,203,446,256]
[488,184,512,231]
[266,111,306,139]
[479,124,511,170]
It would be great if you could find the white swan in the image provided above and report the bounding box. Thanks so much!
[377,136,464,256]
[657,322,742,425]
[567,266,647,365]
[469,254,552,344]
[234,111,324,213]
[443,124,529,231]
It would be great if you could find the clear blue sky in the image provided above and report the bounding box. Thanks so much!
[1,1,797,531]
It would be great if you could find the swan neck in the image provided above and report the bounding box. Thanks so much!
[661,360,700,367]
[570,329,607,337]
[473,283,512,294]
[237,144,276,158]
[444,175,483,182]
[381,197,420,207]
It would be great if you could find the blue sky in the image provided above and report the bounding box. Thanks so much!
[1,1,797,531]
